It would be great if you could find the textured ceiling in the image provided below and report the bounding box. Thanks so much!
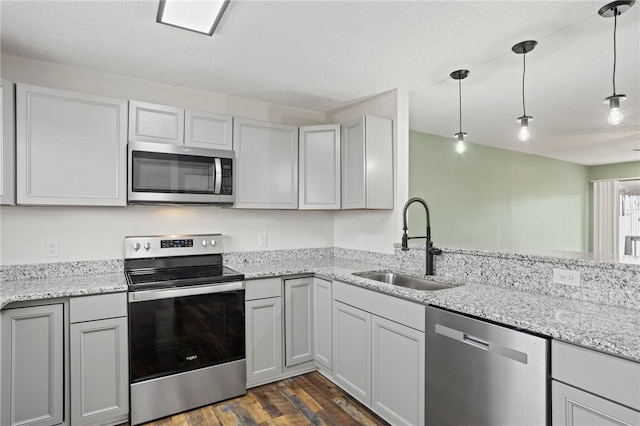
[1,0,639,166]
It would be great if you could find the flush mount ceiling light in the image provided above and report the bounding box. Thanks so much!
[599,0,635,125]
[450,69,470,154]
[157,0,230,36]
[512,40,537,142]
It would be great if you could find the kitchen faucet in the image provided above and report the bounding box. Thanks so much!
[401,197,442,275]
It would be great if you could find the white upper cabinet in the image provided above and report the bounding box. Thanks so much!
[299,124,341,210]
[233,118,299,209]
[341,115,393,210]
[185,109,233,150]
[1,80,15,205]
[128,101,184,145]
[129,101,233,150]
[16,84,127,206]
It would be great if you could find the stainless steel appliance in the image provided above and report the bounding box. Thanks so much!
[128,141,234,205]
[426,306,549,425]
[125,234,245,425]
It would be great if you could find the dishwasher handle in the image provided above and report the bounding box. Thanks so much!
[435,323,528,364]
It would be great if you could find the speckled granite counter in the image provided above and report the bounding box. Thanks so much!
[1,273,127,308]
[2,255,639,363]
[227,257,640,363]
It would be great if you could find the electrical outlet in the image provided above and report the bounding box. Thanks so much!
[553,268,580,287]
[257,233,267,248]
[45,240,59,258]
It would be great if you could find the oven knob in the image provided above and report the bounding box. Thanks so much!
[132,242,141,251]
[202,240,208,247]
[144,242,151,251]
[210,239,216,246]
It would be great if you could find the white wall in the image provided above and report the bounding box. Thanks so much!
[330,89,410,254]
[0,55,407,264]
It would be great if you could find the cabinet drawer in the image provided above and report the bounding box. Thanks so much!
[70,292,127,323]
[333,281,425,332]
[552,340,640,411]
[246,278,282,300]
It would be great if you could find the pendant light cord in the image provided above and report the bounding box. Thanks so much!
[522,52,527,116]
[458,78,463,133]
[612,9,618,95]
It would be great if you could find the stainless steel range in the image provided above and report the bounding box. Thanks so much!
[125,234,246,425]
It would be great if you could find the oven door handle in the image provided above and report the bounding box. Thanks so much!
[128,281,244,302]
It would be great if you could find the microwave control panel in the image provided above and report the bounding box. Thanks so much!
[220,158,233,195]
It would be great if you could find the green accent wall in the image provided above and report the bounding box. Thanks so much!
[409,131,590,252]
[589,162,640,181]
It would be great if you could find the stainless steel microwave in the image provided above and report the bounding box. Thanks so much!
[128,141,234,205]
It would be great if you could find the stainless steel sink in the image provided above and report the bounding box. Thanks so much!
[352,271,456,291]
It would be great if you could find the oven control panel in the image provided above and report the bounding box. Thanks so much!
[125,234,223,259]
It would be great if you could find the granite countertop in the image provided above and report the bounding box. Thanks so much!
[227,257,640,363]
[1,272,127,308]
[2,256,639,363]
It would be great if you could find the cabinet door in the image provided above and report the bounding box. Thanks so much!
[246,297,283,386]
[16,84,127,206]
[185,110,233,150]
[284,277,314,367]
[1,80,15,205]
[233,118,299,209]
[128,100,184,145]
[313,278,332,370]
[552,381,640,426]
[1,304,64,426]
[372,315,425,426]
[70,317,129,426]
[341,115,393,210]
[333,301,371,406]
[341,117,366,209]
[299,124,341,209]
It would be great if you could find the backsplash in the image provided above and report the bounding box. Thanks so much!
[2,245,638,310]
[0,259,123,282]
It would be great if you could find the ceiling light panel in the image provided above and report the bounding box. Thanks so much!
[157,0,230,36]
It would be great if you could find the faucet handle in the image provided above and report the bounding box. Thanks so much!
[401,232,409,251]
[430,246,443,255]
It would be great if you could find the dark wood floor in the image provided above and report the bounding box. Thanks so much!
[134,372,389,425]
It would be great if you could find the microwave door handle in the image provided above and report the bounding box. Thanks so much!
[214,158,222,194]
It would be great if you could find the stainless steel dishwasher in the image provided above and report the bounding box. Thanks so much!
[426,306,549,425]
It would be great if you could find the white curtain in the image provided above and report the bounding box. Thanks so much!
[593,180,621,256]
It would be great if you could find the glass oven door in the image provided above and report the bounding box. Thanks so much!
[128,283,245,383]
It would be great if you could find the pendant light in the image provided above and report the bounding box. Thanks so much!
[512,40,537,141]
[450,69,469,154]
[599,0,635,125]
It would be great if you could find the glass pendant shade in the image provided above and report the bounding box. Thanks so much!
[605,95,625,125]
[518,116,532,141]
[454,132,466,153]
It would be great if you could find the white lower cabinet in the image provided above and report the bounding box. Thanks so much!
[332,281,425,426]
[70,293,128,426]
[246,295,283,386]
[552,340,640,426]
[312,277,333,370]
[371,315,425,426]
[246,277,329,388]
[553,381,640,426]
[333,301,372,405]
[284,277,314,367]
[1,303,64,426]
